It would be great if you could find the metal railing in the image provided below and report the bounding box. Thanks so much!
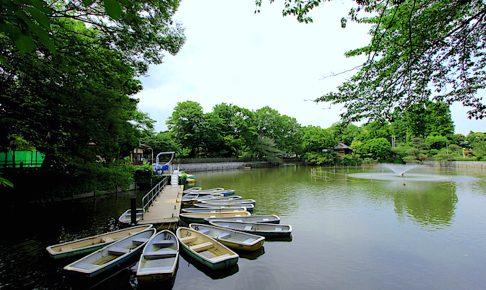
[141,176,169,218]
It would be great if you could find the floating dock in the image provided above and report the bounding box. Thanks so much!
[138,185,183,230]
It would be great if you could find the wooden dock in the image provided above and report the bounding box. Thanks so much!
[138,185,183,230]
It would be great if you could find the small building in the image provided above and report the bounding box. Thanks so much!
[130,144,153,165]
[334,142,353,155]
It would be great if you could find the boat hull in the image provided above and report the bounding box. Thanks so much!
[176,228,238,271]
[181,247,238,270]
[46,225,152,259]
[64,229,156,278]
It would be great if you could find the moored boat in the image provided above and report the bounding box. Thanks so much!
[183,187,236,196]
[189,223,265,252]
[182,193,224,205]
[194,195,242,203]
[200,199,256,206]
[176,227,238,270]
[180,211,251,224]
[195,203,254,212]
[136,230,179,283]
[118,208,144,225]
[208,221,292,238]
[46,225,153,259]
[205,215,280,224]
[182,207,247,213]
[64,228,156,278]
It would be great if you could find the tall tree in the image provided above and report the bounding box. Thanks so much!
[1,0,185,72]
[0,19,147,166]
[260,0,486,121]
[212,103,257,157]
[166,101,205,157]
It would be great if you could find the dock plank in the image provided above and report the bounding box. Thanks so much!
[139,185,183,227]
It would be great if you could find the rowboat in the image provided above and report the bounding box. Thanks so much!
[189,223,265,252]
[208,221,292,238]
[194,195,242,203]
[182,193,224,205]
[182,207,247,213]
[180,211,251,224]
[195,203,254,212]
[118,208,144,225]
[200,199,256,206]
[136,230,179,283]
[46,225,153,259]
[205,215,280,224]
[183,187,236,196]
[64,228,156,278]
[176,227,238,270]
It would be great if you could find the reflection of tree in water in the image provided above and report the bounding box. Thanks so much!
[393,183,457,229]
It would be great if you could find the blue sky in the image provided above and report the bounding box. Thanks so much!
[136,0,485,135]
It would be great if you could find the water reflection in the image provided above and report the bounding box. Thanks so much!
[393,183,458,229]
[178,251,239,280]
[236,246,265,260]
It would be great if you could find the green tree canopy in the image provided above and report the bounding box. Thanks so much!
[261,0,486,121]
[166,101,205,157]
[1,19,150,166]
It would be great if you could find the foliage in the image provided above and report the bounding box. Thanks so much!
[425,134,448,150]
[166,101,205,157]
[260,0,486,121]
[1,19,147,168]
[254,106,302,156]
[356,138,392,161]
[304,151,336,165]
[301,126,336,152]
[0,176,14,188]
[337,154,361,166]
[253,136,283,163]
[1,0,185,71]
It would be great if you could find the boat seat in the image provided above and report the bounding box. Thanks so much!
[275,227,282,231]
[209,254,232,263]
[217,233,231,239]
[143,249,178,259]
[262,218,269,221]
[190,242,213,252]
[242,238,256,244]
[179,236,197,243]
[100,237,114,243]
[153,240,176,247]
[108,247,130,255]
[75,262,101,270]
[59,246,72,252]
[132,237,149,245]
[244,225,253,231]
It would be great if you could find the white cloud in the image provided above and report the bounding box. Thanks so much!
[136,0,485,135]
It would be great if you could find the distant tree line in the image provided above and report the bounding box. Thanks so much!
[143,100,486,165]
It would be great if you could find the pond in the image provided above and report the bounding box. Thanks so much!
[1,165,486,289]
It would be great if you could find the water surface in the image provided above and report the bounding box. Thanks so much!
[1,166,486,289]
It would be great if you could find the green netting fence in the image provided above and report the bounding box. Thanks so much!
[0,151,45,168]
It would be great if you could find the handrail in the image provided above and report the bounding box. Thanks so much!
[141,176,169,218]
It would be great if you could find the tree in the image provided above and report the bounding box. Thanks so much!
[261,0,486,121]
[212,103,257,157]
[301,125,337,165]
[1,19,147,167]
[254,106,302,156]
[166,101,205,157]
[1,0,185,71]
[358,138,392,161]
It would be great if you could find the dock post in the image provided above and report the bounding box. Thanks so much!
[130,194,137,225]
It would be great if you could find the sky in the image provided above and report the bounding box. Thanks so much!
[135,0,485,135]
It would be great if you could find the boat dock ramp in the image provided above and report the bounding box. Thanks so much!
[138,176,183,230]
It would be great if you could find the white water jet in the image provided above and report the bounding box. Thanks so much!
[382,164,418,176]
